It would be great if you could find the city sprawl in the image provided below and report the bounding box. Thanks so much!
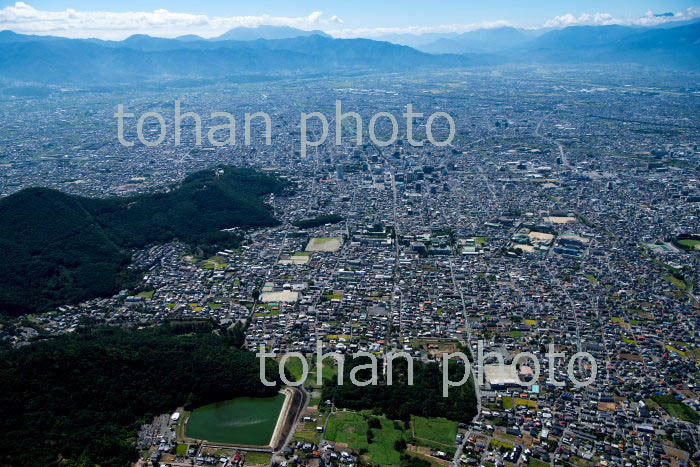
[1,65,699,467]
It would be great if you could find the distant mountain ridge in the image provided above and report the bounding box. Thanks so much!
[0,32,469,83]
[510,22,700,67]
[213,25,331,41]
[418,27,537,54]
[526,24,645,49]
[0,21,696,85]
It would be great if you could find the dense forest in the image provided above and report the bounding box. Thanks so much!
[292,214,344,229]
[0,325,281,466]
[321,356,477,422]
[0,166,292,316]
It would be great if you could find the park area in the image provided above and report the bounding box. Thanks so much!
[325,411,408,465]
[324,410,459,466]
[678,238,700,250]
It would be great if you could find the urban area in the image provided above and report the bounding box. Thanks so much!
[1,65,699,467]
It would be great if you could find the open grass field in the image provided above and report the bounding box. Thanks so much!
[411,415,458,446]
[666,344,687,357]
[201,256,228,270]
[244,451,272,465]
[308,357,340,387]
[281,355,309,383]
[652,395,699,423]
[490,438,514,450]
[678,239,700,250]
[323,293,344,300]
[365,418,406,465]
[324,410,460,465]
[514,398,537,408]
[326,411,408,466]
[325,411,369,447]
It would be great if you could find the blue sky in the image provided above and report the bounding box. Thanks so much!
[0,1,697,39]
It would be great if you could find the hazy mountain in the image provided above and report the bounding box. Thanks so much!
[120,33,192,51]
[525,24,645,49]
[0,22,696,85]
[418,27,536,53]
[214,25,331,41]
[245,35,462,67]
[650,17,700,29]
[371,32,462,48]
[603,21,700,65]
[0,33,469,84]
[175,33,206,41]
[511,22,700,68]
[0,30,67,43]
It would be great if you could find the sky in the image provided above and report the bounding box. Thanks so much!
[0,1,697,39]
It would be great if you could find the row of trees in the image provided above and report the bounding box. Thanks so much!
[321,356,477,422]
[292,214,344,229]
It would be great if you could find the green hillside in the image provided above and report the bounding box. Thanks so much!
[0,166,291,316]
[0,325,282,466]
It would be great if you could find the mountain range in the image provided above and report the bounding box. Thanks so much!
[0,30,466,83]
[0,21,697,85]
[212,25,330,41]
[417,27,540,54]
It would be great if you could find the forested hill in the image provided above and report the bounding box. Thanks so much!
[0,325,282,467]
[0,167,291,316]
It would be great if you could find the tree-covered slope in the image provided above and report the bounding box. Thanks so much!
[0,166,291,316]
[0,325,282,467]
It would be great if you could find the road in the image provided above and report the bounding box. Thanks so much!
[535,112,571,169]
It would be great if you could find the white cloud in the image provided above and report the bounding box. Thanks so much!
[0,2,697,41]
[543,13,615,28]
[328,7,700,39]
[0,2,340,39]
[306,11,323,25]
[543,7,700,28]
[327,20,514,38]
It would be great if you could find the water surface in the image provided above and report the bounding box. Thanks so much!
[186,394,285,445]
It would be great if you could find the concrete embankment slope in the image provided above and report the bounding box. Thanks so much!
[270,386,307,452]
